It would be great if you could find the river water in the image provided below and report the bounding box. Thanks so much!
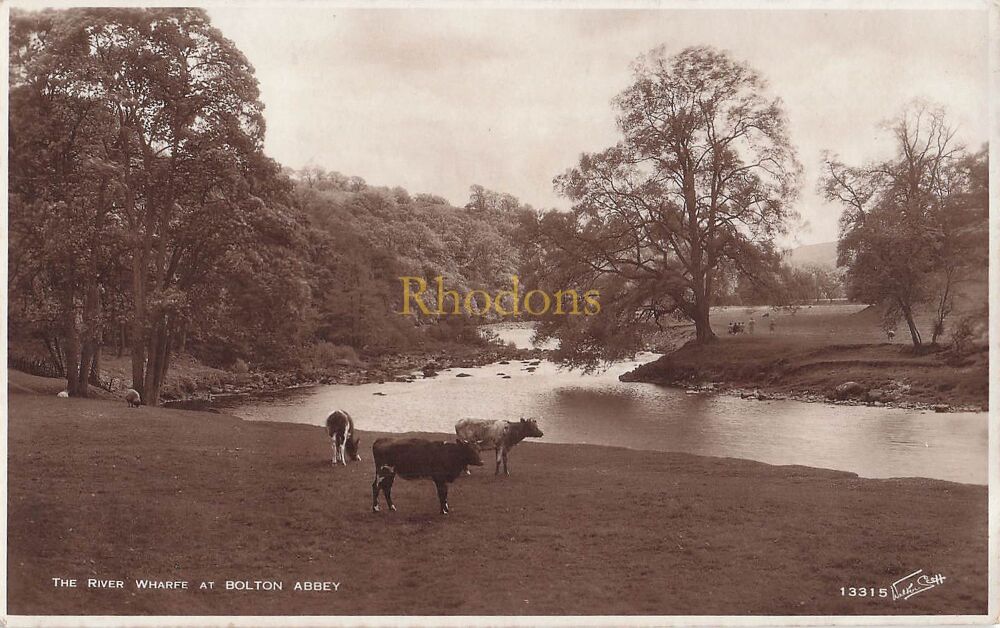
[214,324,988,485]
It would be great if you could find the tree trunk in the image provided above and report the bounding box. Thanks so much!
[77,341,93,397]
[900,301,922,347]
[45,335,65,376]
[142,318,173,405]
[931,270,955,345]
[64,299,82,396]
[693,298,716,342]
[691,272,717,343]
[142,323,162,405]
[88,344,102,387]
[76,269,102,397]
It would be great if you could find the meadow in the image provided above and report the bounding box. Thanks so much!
[7,373,987,616]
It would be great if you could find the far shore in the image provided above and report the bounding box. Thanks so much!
[6,383,988,616]
[622,305,989,413]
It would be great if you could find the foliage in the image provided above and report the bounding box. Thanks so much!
[534,45,801,366]
[823,103,987,346]
[10,8,310,401]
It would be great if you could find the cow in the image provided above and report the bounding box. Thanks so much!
[125,388,142,407]
[326,410,361,466]
[455,418,544,477]
[371,438,483,514]
[887,329,896,342]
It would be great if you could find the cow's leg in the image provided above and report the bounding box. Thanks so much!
[502,447,510,476]
[434,479,449,514]
[338,439,347,466]
[371,469,382,512]
[382,474,396,512]
[495,447,503,476]
[331,436,339,466]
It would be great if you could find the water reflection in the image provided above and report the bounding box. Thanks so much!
[214,354,987,485]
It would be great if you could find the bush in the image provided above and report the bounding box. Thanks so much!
[950,317,976,356]
[302,342,361,369]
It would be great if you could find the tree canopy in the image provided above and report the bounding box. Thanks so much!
[823,103,987,346]
[532,45,800,366]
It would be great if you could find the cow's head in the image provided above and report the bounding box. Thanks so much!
[456,439,484,466]
[346,434,362,461]
[520,418,544,438]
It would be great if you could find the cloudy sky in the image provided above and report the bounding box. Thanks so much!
[208,6,989,247]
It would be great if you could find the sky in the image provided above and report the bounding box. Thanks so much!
[207,6,989,247]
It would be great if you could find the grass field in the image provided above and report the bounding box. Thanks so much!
[7,379,987,617]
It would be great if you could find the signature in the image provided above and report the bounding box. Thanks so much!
[890,569,946,601]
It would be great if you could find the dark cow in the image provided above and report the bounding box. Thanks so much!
[455,418,544,476]
[371,438,483,514]
[326,410,361,466]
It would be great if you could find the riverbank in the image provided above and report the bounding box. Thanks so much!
[82,342,548,404]
[7,389,987,616]
[624,336,989,412]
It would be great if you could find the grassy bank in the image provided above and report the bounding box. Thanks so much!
[629,305,988,411]
[7,383,987,616]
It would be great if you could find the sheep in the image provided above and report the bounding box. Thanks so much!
[125,388,142,408]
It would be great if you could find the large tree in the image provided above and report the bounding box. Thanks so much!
[10,8,289,402]
[823,103,986,347]
[538,45,800,359]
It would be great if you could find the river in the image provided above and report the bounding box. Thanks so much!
[212,324,988,485]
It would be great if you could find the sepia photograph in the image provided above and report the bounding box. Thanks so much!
[3,0,995,624]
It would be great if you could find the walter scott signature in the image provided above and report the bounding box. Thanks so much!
[890,569,946,601]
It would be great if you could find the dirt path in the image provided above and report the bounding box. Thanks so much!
[7,391,987,616]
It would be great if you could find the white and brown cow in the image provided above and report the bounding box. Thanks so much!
[326,410,361,466]
[455,418,543,476]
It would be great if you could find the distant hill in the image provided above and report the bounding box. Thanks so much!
[784,241,838,270]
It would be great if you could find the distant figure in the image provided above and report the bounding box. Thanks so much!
[728,322,736,335]
[887,329,896,342]
[748,318,756,334]
[769,319,776,333]
[125,388,142,407]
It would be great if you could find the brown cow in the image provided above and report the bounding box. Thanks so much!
[371,438,483,514]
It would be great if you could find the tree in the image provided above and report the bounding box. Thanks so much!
[10,8,291,403]
[539,45,800,360]
[823,103,985,347]
[9,10,128,396]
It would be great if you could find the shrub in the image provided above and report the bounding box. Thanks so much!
[950,317,975,356]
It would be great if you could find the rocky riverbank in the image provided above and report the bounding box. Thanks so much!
[622,337,989,413]
[159,344,548,405]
